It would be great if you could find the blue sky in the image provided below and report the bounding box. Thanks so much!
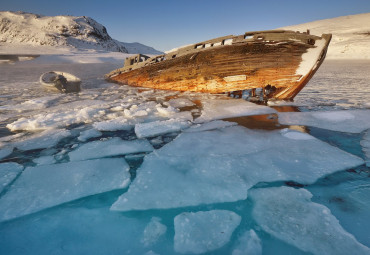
[1,0,370,51]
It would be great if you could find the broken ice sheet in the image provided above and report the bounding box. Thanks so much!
[0,146,13,160]
[141,217,167,247]
[0,162,23,193]
[278,109,370,133]
[77,128,102,141]
[0,158,130,222]
[135,119,191,138]
[184,120,237,133]
[111,126,363,212]
[12,129,71,151]
[308,179,370,247]
[232,229,262,255]
[174,210,241,254]
[249,186,370,255]
[194,99,276,123]
[68,137,154,161]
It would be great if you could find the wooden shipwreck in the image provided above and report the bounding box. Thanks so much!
[106,30,332,100]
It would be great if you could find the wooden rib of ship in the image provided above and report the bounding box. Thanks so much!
[106,30,332,100]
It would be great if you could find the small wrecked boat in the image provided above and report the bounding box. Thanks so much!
[40,71,81,93]
[106,30,331,100]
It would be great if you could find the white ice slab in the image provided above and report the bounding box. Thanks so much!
[278,110,370,133]
[232,230,262,255]
[174,210,241,254]
[111,126,363,212]
[69,137,154,161]
[135,119,191,138]
[13,129,71,151]
[0,158,130,222]
[167,98,195,108]
[0,162,23,194]
[141,217,167,247]
[185,120,237,133]
[0,147,13,160]
[7,103,108,131]
[77,129,102,141]
[249,186,370,255]
[32,156,56,165]
[195,99,276,123]
[361,130,370,166]
[92,117,133,131]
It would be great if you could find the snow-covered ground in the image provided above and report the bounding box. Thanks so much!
[280,13,370,59]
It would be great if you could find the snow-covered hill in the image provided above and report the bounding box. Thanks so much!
[122,42,163,55]
[280,13,370,59]
[0,11,163,55]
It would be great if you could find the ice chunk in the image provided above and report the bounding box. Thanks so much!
[249,186,370,255]
[167,98,195,108]
[0,162,23,194]
[111,126,363,212]
[92,117,133,131]
[185,120,237,133]
[361,130,370,166]
[12,129,71,151]
[135,119,191,138]
[0,158,130,222]
[32,156,56,165]
[232,230,262,255]
[9,95,61,112]
[7,104,108,131]
[77,128,102,141]
[0,146,13,160]
[141,217,167,247]
[174,210,241,254]
[195,99,276,123]
[278,110,370,133]
[69,137,154,161]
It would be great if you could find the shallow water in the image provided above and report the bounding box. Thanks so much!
[0,59,369,255]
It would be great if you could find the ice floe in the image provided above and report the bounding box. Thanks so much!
[184,120,237,133]
[0,162,23,194]
[361,130,370,166]
[135,119,191,138]
[166,98,195,108]
[0,158,130,222]
[174,210,241,254]
[69,137,154,161]
[249,186,370,255]
[12,129,71,151]
[195,99,276,123]
[141,217,167,247]
[278,110,370,133]
[6,100,109,131]
[93,117,133,131]
[32,156,56,165]
[111,126,363,212]
[77,128,102,142]
[232,230,262,255]
[0,146,13,160]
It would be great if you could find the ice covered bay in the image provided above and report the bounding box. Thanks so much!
[0,58,369,254]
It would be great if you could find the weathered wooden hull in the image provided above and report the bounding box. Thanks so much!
[106,31,331,100]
